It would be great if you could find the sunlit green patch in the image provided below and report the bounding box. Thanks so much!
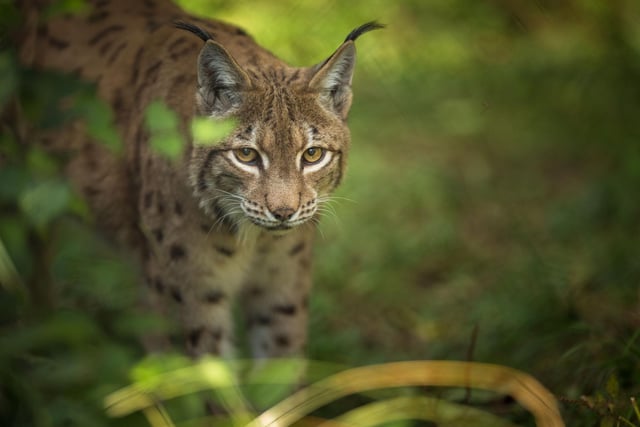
[191,116,238,146]
[19,180,71,230]
[145,101,183,160]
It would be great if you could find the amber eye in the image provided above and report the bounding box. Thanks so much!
[302,147,324,165]
[234,148,259,164]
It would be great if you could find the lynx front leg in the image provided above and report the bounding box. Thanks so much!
[144,256,237,358]
[176,284,236,358]
[242,231,314,359]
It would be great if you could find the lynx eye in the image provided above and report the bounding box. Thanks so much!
[302,147,324,165]
[234,147,259,164]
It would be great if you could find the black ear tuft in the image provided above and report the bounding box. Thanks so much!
[343,21,385,43]
[174,21,213,42]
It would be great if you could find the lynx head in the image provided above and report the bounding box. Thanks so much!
[180,21,383,233]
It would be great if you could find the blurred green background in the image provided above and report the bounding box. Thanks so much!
[1,0,639,426]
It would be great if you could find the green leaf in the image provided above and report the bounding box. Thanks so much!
[26,147,60,177]
[146,101,184,159]
[605,373,619,399]
[146,101,179,132]
[0,52,18,110]
[18,180,71,229]
[0,165,30,203]
[191,116,237,145]
[150,132,183,159]
[78,96,122,153]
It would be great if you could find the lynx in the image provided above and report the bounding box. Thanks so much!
[17,0,381,359]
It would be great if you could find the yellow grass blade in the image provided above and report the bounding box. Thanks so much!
[249,361,565,427]
[326,395,520,427]
[142,403,176,427]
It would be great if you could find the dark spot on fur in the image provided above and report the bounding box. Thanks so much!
[98,40,113,56]
[254,315,272,326]
[286,69,301,84]
[204,290,225,304]
[169,44,198,62]
[107,41,127,65]
[248,286,264,297]
[170,244,186,260]
[88,25,125,46]
[113,90,125,114]
[302,296,309,309]
[144,60,162,82]
[168,36,188,52]
[174,201,183,215]
[170,287,183,302]
[198,175,208,192]
[84,186,99,196]
[171,74,188,88]
[287,104,296,122]
[130,47,144,84]
[155,278,165,293]
[274,305,297,316]
[188,327,205,348]
[275,335,290,347]
[198,150,219,191]
[211,329,222,341]
[289,242,305,256]
[48,36,69,50]
[200,223,212,233]
[215,246,234,257]
[88,10,109,23]
[143,191,153,209]
[152,228,164,242]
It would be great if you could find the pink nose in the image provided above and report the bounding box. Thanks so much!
[271,207,295,221]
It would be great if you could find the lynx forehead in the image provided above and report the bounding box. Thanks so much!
[17,0,382,360]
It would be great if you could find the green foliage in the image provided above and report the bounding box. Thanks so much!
[191,116,238,146]
[145,101,183,159]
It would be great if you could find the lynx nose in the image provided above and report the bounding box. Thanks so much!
[271,207,296,222]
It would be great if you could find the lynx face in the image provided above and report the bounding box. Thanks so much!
[186,23,381,233]
[193,100,348,232]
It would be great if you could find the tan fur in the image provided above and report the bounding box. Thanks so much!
[17,0,380,358]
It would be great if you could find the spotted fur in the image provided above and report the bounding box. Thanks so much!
[17,0,381,359]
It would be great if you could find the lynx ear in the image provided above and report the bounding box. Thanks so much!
[197,40,251,117]
[309,21,384,120]
[309,43,357,120]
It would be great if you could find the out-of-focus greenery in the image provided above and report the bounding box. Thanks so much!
[1,0,639,426]
[180,0,639,424]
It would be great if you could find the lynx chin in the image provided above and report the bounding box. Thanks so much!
[17,0,383,359]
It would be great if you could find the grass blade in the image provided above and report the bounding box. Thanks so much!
[249,361,564,427]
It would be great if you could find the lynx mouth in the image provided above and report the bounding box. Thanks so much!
[245,215,314,232]
[248,217,296,231]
